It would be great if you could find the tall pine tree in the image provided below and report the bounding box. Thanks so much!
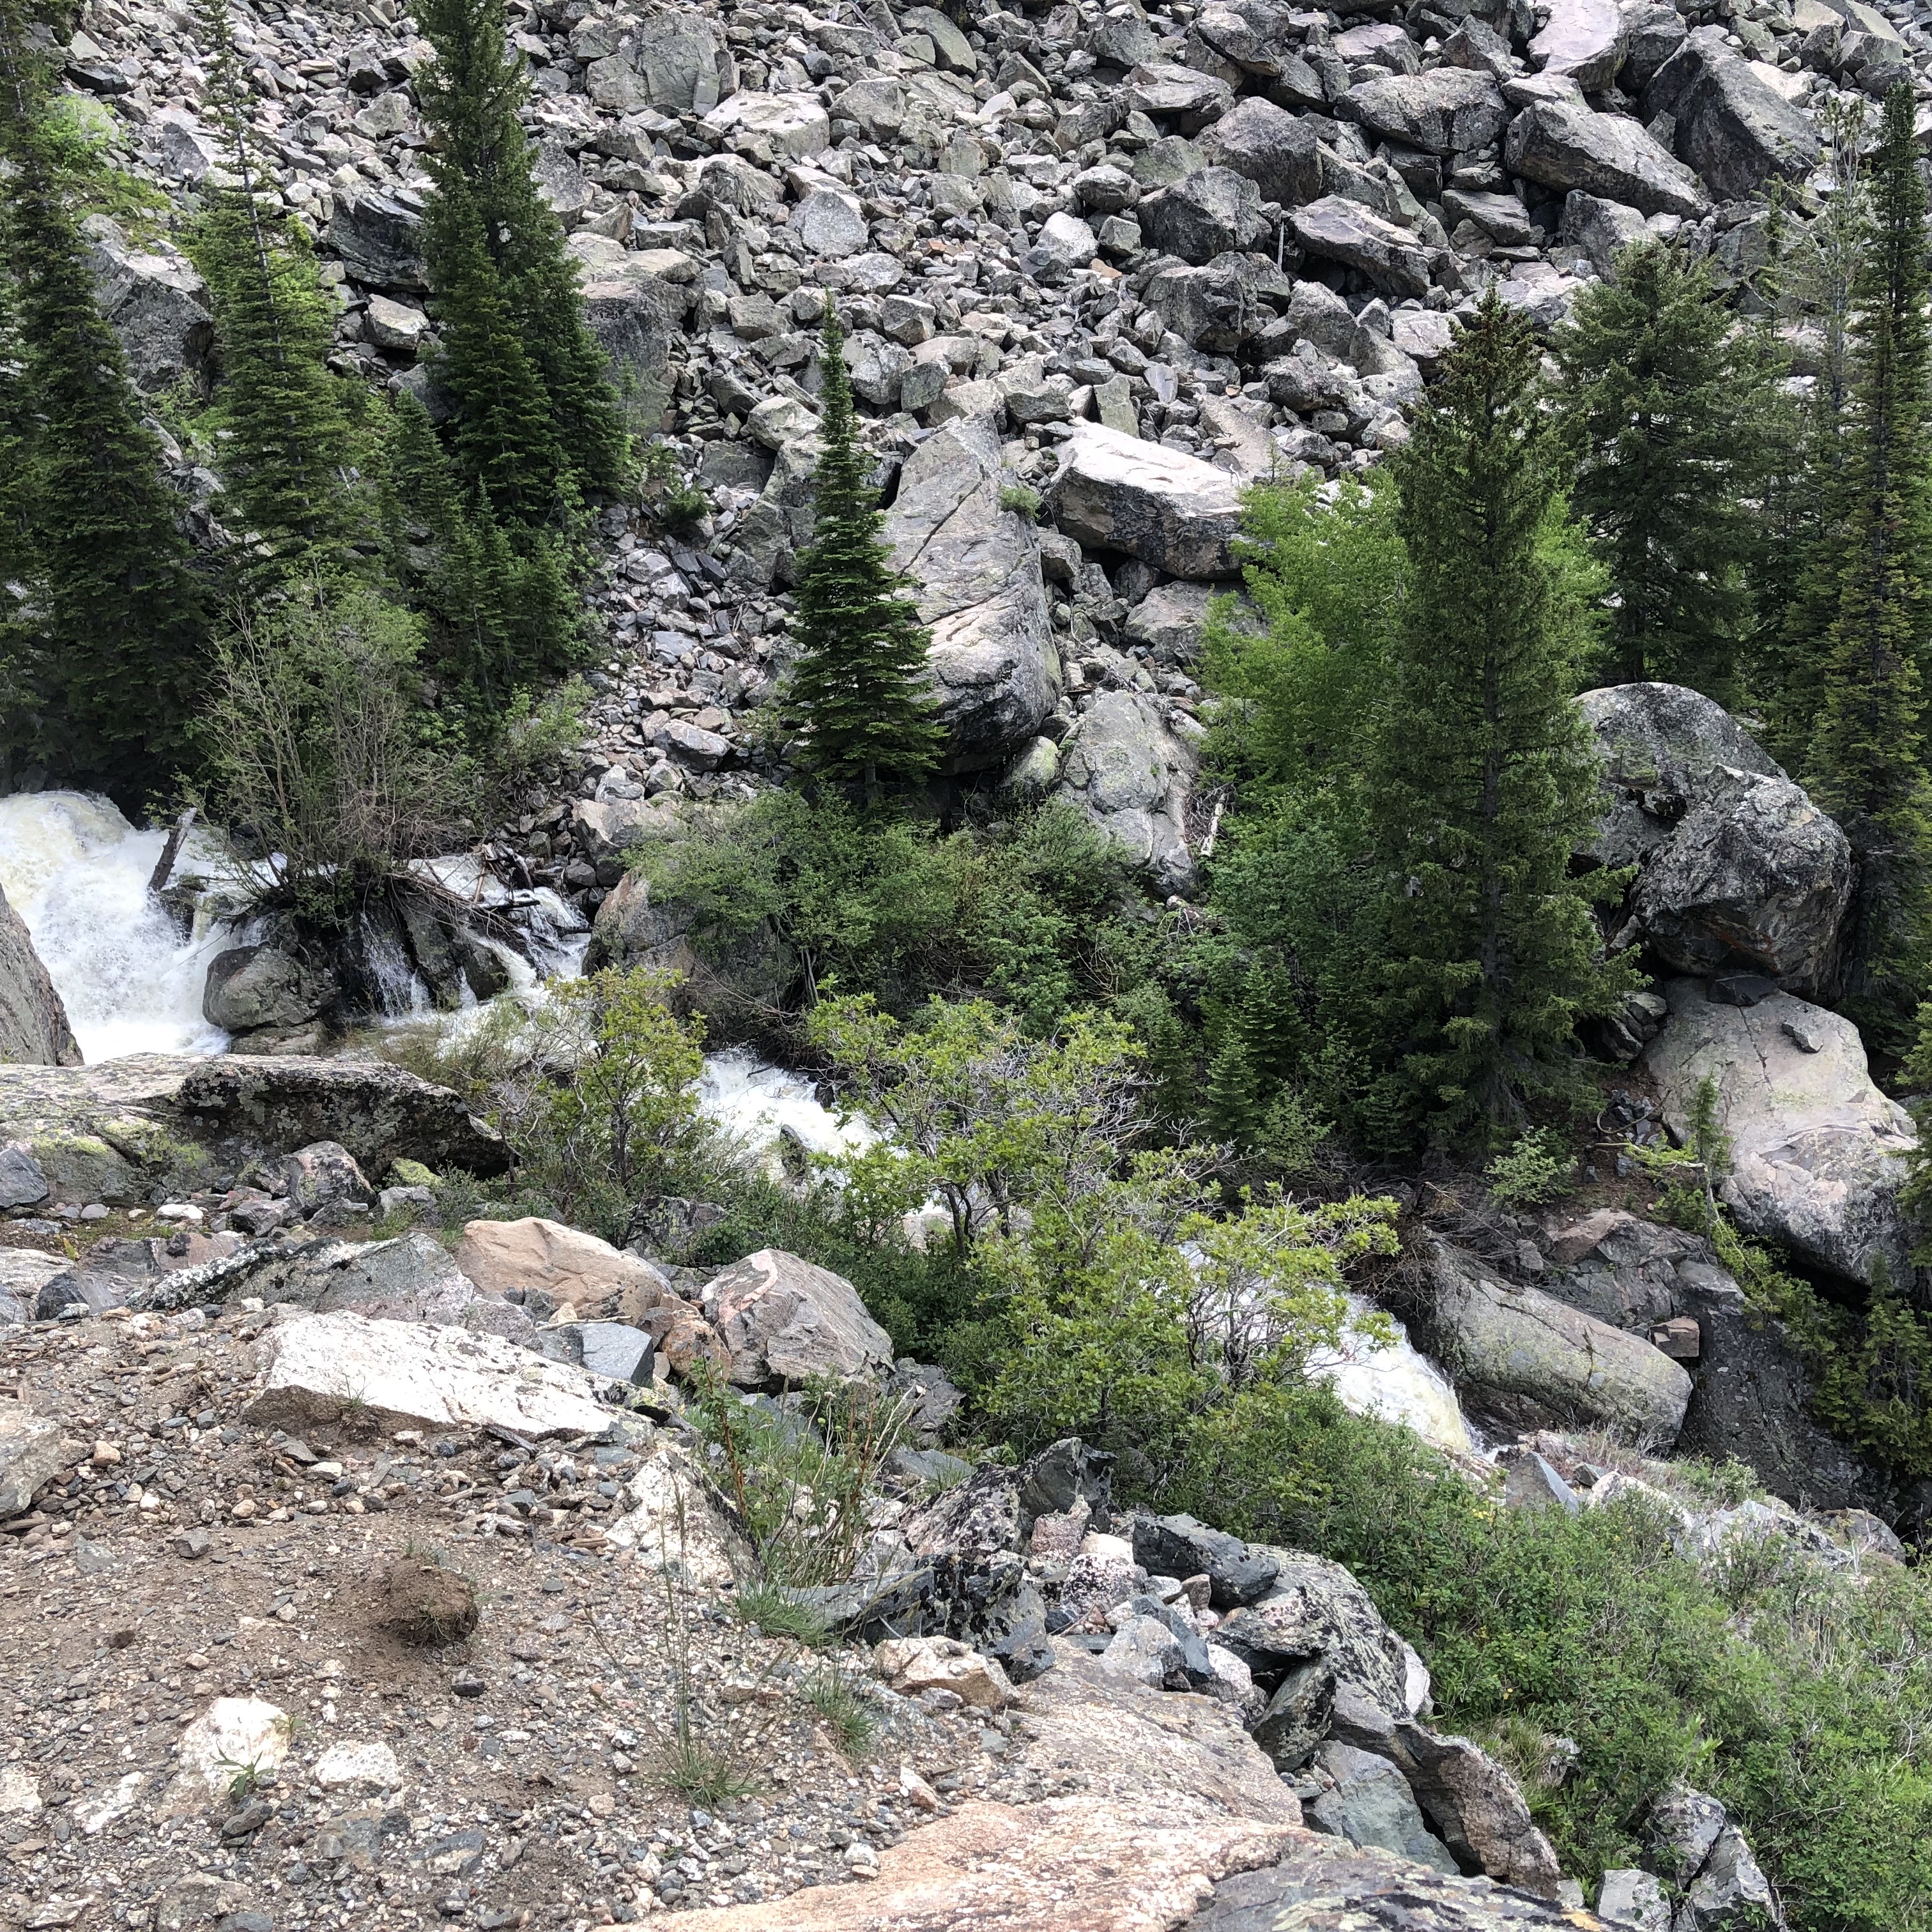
[1370,291,1630,1142]
[190,0,361,578]
[785,308,944,802]
[1802,84,1932,1058]
[1552,239,1781,695]
[0,0,205,784]
[415,0,626,517]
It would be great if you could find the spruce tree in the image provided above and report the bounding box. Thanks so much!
[1802,84,1932,1057]
[415,0,626,516]
[785,309,944,802]
[1552,239,1781,694]
[190,0,360,578]
[1370,290,1629,1142]
[0,0,205,782]
[0,274,37,780]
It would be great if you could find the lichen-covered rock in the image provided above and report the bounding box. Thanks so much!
[1643,27,1821,199]
[1052,690,1199,895]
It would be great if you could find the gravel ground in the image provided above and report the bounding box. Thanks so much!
[0,1300,1071,1932]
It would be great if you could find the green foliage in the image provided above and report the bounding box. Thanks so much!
[998,482,1041,522]
[634,792,1133,1037]
[1484,1129,1578,1207]
[801,1667,878,1759]
[189,578,456,926]
[641,440,711,533]
[687,1375,912,1590]
[190,0,364,581]
[735,1581,833,1647]
[783,309,944,801]
[379,392,586,718]
[1369,291,1636,1143]
[1551,239,1785,694]
[414,0,626,515]
[0,0,207,787]
[1798,84,1932,1062]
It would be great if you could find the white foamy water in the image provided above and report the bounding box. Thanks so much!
[698,1048,877,1167]
[0,792,236,1060]
[1310,1295,1475,1459]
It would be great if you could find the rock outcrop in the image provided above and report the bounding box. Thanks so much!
[0,884,80,1070]
[1644,978,1915,1288]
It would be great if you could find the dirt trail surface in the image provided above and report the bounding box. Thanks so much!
[0,1301,1010,1932]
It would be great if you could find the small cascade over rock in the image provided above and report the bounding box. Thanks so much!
[0,791,236,1059]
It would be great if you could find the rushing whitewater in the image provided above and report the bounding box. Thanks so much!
[0,792,236,1060]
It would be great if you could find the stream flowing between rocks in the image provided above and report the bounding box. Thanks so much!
[0,790,1474,1457]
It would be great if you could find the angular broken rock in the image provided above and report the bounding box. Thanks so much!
[1050,424,1243,579]
[454,1215,677,1322]
[1288,195,1439,298]
[1528,0,1626,89]
[1643,26,1820,201]
[1346,68,1507,155]
[161,1698,291,1817]
[702,1248,895,1388]
[1505,97,1710,217]
[1052,690,1199,896]
[1133,1512,1280,1609]
[875,1635,1014,1709]
[244,1309,611,1436]
[0,1406,70,1518]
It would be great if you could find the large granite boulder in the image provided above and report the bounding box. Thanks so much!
[1425,1240,1692,1445]
[326,187,428,291]
[701,1248,895,1388]
[1197,97,1322,206]
[1578,684,1850,997]
[203,945,337,1034]
[1528,0,1625,88]
[82,215,213,394]
[1136,166,1266,263]
[1287,195,1438,298]
[0,1054,507,1203]
[1049,424,1243,579]
[0,883,80,1068]
[1504,97,1710,218]
[884,413,1059,771]
[1643,27,1820,201]
[589,13,728,112]
[1644,979,1915,1288]
[1344,69,1506,155]
[1052,690,1199,895]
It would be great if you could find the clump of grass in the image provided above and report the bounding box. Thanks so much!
[658,1719,761,1806]
[802,1667,878,1761]
[736,1580,833,1647]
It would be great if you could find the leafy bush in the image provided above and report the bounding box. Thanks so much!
[998,482,1041,523]
[633,792,1137,1039]
[1485,1128,1578,1207]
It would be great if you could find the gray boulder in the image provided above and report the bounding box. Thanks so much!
[1578,682,1850,996]
[1346,69,1506,155]
[702,1248,895,1388]
[327,188,429,291]
[600,13,726,112]
[240,1230,533,1343]
[1198,97,1321,206]
[1645,979,1916,1288]
[1123,581,1218,663]
[1643,27,1820,201]
[1287,195,1438,298]
[1131,1512,1280,1607]
[1137,167,1265,264]
[1051,690,1199,895]
[0,1406,69,1520]
[1621,3,1689,90]
[1142,261,1261,354]
[0,883,80,1068]
[1560,190,1651,276]
[1528,0,1625,88]
[0,1145,50,1212]
[884,414,1058,771]
[1648,1784,1783,1931]
[1426,1239,1693,1445]
[203,945,336,1034]
[0,1248,65,1328]
[282,1140,373,1216]
[82,216,212,394]
[1597,1869,1671,1931]
[1307,1742,1460,1873]
[1505,98,1710,218]
[1050,424,1243,579]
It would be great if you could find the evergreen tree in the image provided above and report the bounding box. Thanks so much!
[0,274,38,781]
[1370,291,1630,1142]
[380,392,581,707]
[0,0,205,783]
[785,309,944,802]
[190,0,361,578]
[1802,84,1932,1057]
[414,0,626,516]
[1552,239,1781,694]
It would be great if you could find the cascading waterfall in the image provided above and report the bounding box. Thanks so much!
[0,791,236,1060]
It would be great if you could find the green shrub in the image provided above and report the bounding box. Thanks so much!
[998,482,1041,523]
[1485,1129,1578,1207]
